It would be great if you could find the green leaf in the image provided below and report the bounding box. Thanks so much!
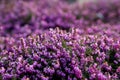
[12,76,17,80]
[0,75,2,80]
[62,39,72,56]
[62,39,67,49]
[85,47,92,56]
[27,58,34,65]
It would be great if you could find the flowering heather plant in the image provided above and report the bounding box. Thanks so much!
[1,23,120,57]
[0,28,120,80]
[0,0,120,80]
[0,0,120,35]
[74,0,120,25]
[82,24,120,39]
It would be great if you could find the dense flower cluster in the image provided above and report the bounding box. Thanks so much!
[0,29,120,80]
[0,0,120,36]
[0,0,120,80]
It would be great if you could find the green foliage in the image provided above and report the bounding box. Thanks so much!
[85,47,92,56]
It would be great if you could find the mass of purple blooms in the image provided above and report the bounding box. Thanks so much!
[0,0,120,80]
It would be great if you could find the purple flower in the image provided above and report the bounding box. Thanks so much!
[97,72,107,80]
[74,67,82,79]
